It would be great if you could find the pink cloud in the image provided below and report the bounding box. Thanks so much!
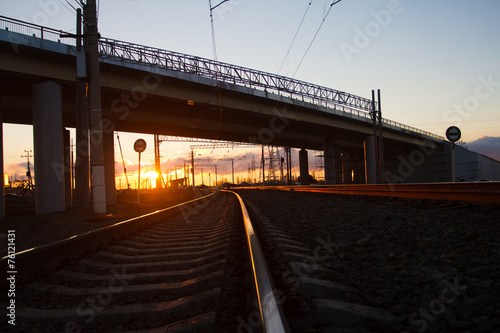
[467,136,500,161]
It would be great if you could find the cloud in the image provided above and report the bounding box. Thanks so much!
[467,136,500,161]
[5,162,33,180]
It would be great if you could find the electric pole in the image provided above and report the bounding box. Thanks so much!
[75,7,90,209]
[154,134,163,190]
[191,150,195,187]
[85,0,106,213]
[21,149,33,189]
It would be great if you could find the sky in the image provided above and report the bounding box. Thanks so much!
[1,0,500,186]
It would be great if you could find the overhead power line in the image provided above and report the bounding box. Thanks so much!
[57,0,77,14]
[208,0,230,61]
[207,0,233,139]
[278,0,313,75]
[292,0,343,78]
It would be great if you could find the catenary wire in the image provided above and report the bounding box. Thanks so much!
[292,0,343,78]
[56,0,77,15]
[278,0,313,75]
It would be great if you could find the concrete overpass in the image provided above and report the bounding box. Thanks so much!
[3,15,490,214]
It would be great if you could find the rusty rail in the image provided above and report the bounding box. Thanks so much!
[243,182,500,204]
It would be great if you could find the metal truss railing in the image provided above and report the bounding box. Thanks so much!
[98,37,374,113]
[0,15,74,46]
[0,15,443,141]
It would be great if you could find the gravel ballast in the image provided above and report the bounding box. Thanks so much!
[236,189,500,333]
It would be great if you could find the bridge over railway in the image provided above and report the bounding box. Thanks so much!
[0,15,497,214]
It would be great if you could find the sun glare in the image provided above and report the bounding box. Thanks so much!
[143,171,159,179]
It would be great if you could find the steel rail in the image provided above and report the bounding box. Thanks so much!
[243,183,500,204]
[227,190,289,333]
[0,191,216,280]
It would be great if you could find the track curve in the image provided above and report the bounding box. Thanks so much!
[1,190,288,332]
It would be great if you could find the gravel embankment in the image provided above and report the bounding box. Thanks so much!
[0,189,198,256]
[236,189,500,333]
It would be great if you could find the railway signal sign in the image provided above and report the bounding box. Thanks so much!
[134,139,147,206]
[446,126,461,143]
[445,126,461,183]
[134,139,147,153]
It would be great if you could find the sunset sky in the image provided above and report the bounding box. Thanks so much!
[2,0,499,186]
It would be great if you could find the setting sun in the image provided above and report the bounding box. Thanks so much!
[143,171,159,180]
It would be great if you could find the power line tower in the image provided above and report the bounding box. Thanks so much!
[248,155,257,183]
[315,151,325,182]
[267,146,280,181]
[21,149,33,189]
[258,146,282,183]
[154,135,165,189]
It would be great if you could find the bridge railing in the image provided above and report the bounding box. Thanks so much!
[0,15,74,46]
[0,15,443,141]
[97,38,442,140]
[98,37,374,112]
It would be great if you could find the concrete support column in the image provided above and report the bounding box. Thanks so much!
[324,139,336,185]
[64,129,72,209]
[33,81,65,214]
[0,101,4,218]
[103,130,116,206]
[299,148,310,185]
[364,135,377,184]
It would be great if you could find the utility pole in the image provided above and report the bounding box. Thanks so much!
[261,146,265,184]
[116,133,130,189]
[21,149,33,189]
[70,139,75,194]
[371,90,379,184]
[191,150,195,187]
[154,135,163,190]
[85,0,106,213]
[231,159,234,184]
[377,89,385,183]
[74,7,90,209]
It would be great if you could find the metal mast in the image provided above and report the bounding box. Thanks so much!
[85,0,106,213]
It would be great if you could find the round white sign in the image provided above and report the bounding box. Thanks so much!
[446,126,461,142]
[134,139,147,153]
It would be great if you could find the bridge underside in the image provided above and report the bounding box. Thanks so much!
[0,66,366,151]
[0,39,436,152]
[0,35,454,214]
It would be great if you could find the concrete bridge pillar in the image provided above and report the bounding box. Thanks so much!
[64,129,72,209]
[33,81,65,214]
[324,139,336,185]
[0,101,4,218]
[299,148,310,185]
[103,130,116,206]
[364,135,377,184]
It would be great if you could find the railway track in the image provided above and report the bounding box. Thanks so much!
[5,185,494,332]
[235,189,500,332]
[242,182,500,204]
[1,190,287,332]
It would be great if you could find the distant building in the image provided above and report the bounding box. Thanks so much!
[451,144,500,181]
